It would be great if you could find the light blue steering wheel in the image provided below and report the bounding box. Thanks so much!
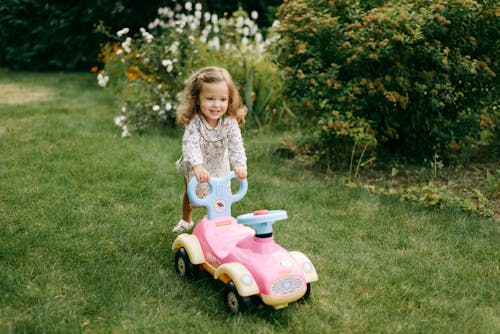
[187,171,248,219]
[237,210,288,236]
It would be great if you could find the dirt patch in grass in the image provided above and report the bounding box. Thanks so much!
[349,161,500,221]
[279,143,499,221]
[0,83,55,104]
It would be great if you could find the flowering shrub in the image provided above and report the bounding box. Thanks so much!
[275,0,498,163]
[98,2,282,137]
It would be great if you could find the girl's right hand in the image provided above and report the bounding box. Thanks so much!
[193,164,210,183]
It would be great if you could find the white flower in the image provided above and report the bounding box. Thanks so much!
[169,41,180,54]
[208,37,220,51]
[152,105,160,111]
[195,3,202,11]
[121,106,127,113]
[162,59,174,72]
[116,27,129,37]
[204,12,211,22]
[185,2,192,11]
[114,115,126,126]
[97,72,109,87]
[165,102,173,111]
[255,32,263,43]
[236,16,244,28]
[178,15,187,28]
[121,37,132,53]
[250,25,258,36]
[211,14,218,24]
[159,6,175,19]
[140,27,154,43]
[149,19,161,30]
[121,125,131,138]
[251,11,258,20]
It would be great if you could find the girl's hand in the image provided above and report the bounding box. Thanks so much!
[193,164,210,183]
[234,166,247,180]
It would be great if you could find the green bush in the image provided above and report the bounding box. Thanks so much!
[275,0,498,164]
[99,3,283,135]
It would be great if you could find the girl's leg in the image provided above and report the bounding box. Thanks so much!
[173,179,194,232]
[182,179,193,222]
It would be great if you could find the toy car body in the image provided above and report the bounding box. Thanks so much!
[172,172,318,313]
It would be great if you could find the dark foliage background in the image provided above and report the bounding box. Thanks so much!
[0,0,280,71]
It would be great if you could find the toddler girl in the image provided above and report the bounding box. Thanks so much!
[173,66,248,233]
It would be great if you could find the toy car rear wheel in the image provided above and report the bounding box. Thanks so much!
[224,282,255,314]
[175,247,199,280]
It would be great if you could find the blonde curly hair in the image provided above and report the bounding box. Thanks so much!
[176,66,247,125]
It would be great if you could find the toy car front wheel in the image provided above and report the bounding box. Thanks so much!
[299,283,311,303]
[224,282,255,314]
[175,247,199,279]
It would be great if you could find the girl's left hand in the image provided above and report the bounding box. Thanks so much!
[234,166,247,180]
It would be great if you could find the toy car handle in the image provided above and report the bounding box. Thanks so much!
[237,210,288,236]
[187,171,248,219]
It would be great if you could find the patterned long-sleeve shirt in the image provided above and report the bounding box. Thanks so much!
[176,114,246,196]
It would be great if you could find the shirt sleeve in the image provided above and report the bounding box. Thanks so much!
[226,117,247,168]
[182,119,203,167]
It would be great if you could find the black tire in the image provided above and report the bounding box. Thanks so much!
[174,247,199,280]
[299,283,311,303]
[223,282,255,314]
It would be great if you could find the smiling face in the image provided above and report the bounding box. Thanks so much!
[198,81,229,128]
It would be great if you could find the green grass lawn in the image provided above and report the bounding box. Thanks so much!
[1,71,499,333]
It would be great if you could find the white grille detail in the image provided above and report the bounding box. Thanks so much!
[271,276,304,295]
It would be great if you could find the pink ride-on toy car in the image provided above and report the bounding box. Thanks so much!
[172,171,318,313]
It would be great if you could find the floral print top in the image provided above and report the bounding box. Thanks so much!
[176,114,247,197]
